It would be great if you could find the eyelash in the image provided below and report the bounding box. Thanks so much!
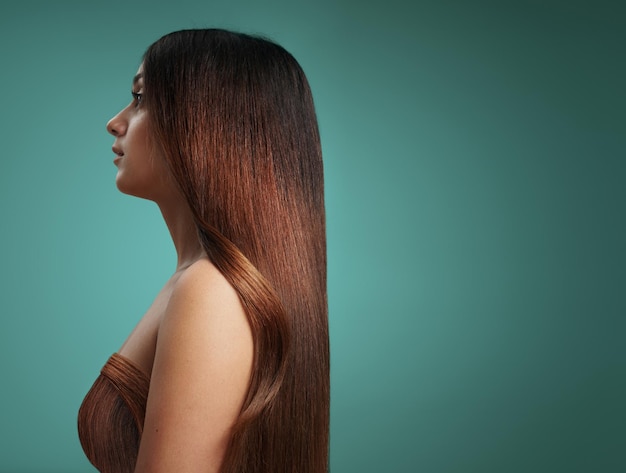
[131,92,143,106]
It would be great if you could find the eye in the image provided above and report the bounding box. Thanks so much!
[131,92,143,106]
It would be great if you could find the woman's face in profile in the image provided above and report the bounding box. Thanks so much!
[106,65,171,202]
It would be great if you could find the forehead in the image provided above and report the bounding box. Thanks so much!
[133,64,144,86]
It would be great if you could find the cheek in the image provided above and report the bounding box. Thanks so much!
[114,113,177,201]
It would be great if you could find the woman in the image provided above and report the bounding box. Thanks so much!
[78,29,329,473]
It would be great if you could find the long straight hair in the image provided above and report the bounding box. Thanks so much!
[142,29,329,473]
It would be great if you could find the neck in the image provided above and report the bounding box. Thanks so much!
[157,194,205,273]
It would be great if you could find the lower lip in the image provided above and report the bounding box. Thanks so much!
[113,155,123,165]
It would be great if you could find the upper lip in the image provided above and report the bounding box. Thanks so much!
[112,145,124,156]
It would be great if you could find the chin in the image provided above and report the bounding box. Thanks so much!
[115,173,133,195]
[116,176,151,201]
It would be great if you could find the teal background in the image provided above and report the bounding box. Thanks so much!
[0,0,624,471]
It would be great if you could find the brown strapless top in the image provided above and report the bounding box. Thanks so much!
[78,353,150,473]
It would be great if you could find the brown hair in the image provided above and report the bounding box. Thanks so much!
[142,29,329,472]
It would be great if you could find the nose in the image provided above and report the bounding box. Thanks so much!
[106,111,127,137]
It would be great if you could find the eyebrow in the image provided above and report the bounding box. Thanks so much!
[132,73,144,86]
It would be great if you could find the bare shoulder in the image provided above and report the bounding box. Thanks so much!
[134,258,253,472]
[170,257,242,313]
[162,257,251,351]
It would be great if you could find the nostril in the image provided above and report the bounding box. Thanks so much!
[108,124,119,136]
[106,117,122,136]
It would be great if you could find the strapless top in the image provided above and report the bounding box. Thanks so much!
[77,353,150,473]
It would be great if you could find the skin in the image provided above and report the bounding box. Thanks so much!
[105,66,254,473]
